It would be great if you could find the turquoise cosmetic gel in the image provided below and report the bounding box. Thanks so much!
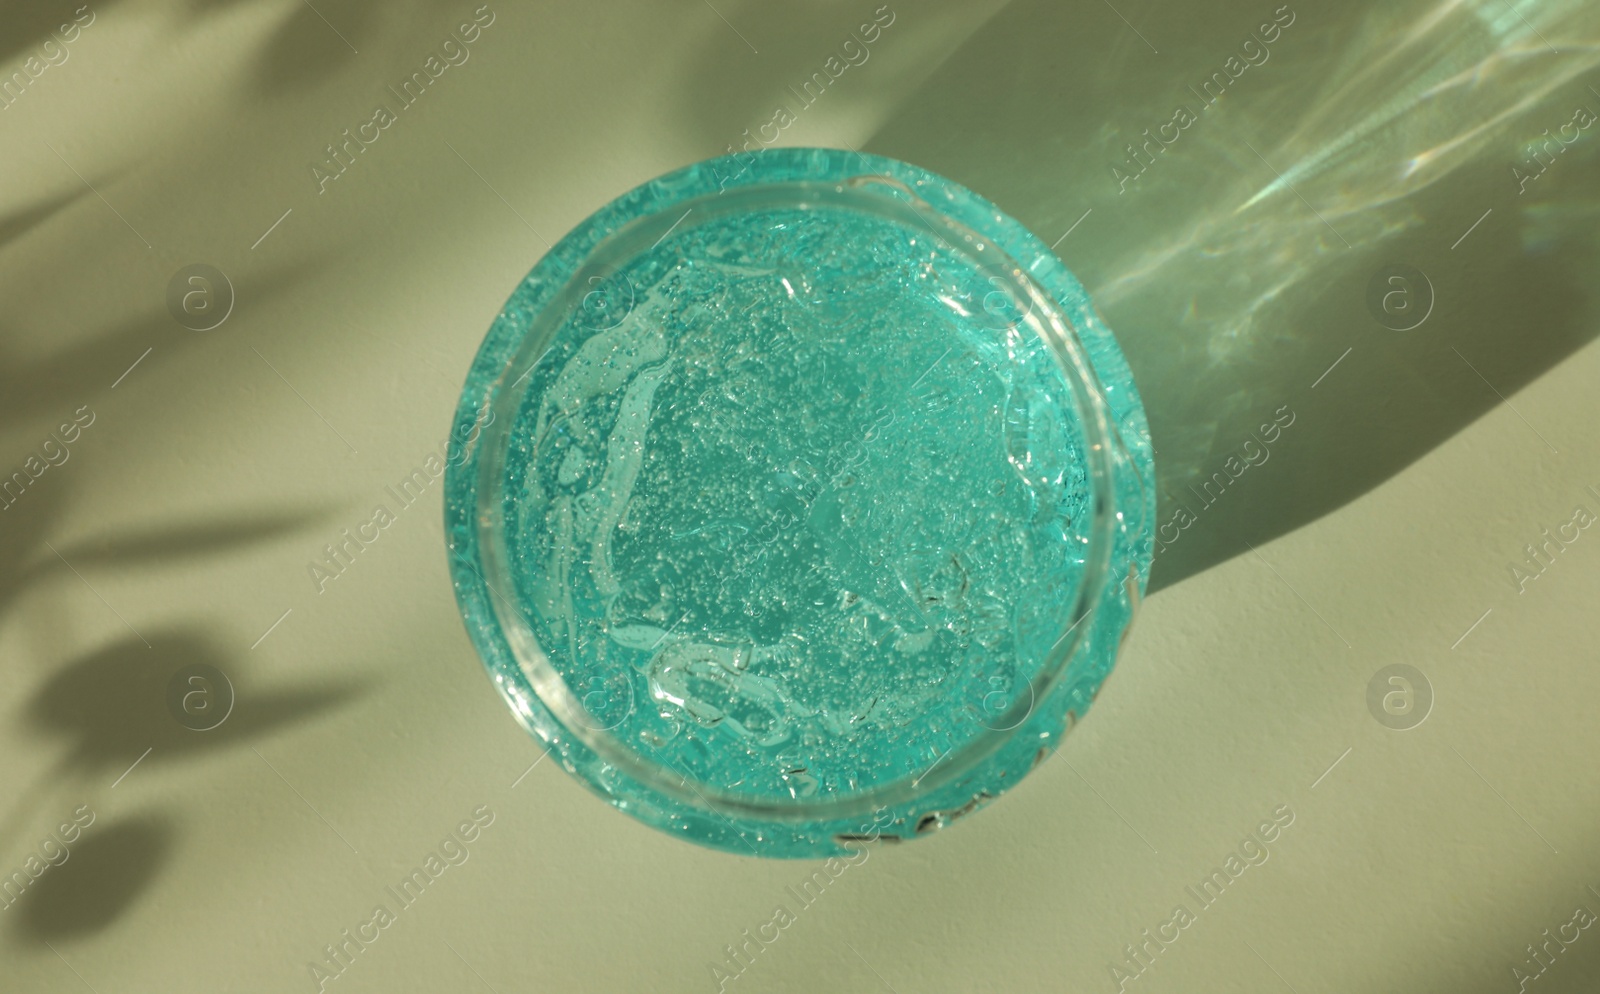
[446,149,1153,857]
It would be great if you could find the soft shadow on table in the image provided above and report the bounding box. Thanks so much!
[0,255,324,429]
[664,0,997,156]
[2,0,416,96]
[25,627,366,775]
[0,189,91,251]
[0,5,112,73]
[12,816,175,944]
[0,493,330,627]
[0,0,553,956]
[1,627,367,944]
[862,0,1600,593]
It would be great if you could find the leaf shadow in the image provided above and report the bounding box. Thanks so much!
[0,256,324,430]
[0,187,92,253]
[0,621,368,884]
[26,626,367,776]
[8,815,174,945]
[0,495,332,627]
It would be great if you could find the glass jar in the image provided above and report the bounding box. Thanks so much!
[445,148,1154,857]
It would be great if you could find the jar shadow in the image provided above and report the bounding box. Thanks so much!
[862,0,1600,591]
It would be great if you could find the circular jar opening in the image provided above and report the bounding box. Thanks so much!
[447,148,1150,852]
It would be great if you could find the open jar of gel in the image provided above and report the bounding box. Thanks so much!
[446,148,1153,857]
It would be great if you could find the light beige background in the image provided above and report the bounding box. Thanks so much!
[2,1,1598,992]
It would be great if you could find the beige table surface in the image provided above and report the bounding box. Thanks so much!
[2,1,1598,992]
